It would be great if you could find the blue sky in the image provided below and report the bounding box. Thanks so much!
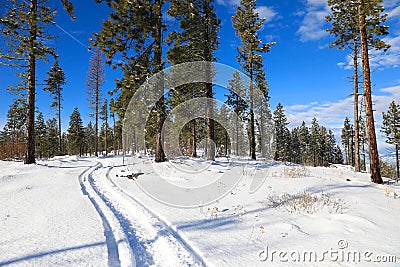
[0,0,399,153]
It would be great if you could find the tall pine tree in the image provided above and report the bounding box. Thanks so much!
[0,0,74,164]
[67,107,84,156]
[93,0,167,162]
[232,0,274,160]
[381,101,400,179]
[273,103,291,162]
[44,60,66,154]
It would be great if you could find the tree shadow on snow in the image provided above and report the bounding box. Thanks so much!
[0,242,106,266]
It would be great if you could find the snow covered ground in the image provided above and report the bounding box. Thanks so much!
[0,155,399,266]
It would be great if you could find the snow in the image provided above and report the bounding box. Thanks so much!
[0,156,399,266]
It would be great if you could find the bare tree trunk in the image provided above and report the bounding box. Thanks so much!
[353,37,360,172]
[25,0,37,164]
[358,0,383,184]
[154,0,166,163]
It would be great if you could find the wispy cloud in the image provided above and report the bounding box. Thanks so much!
[255,6,277,23]
[337,35,400,69]
[216,0,278,26]
[284,85,400,153]
[216,0,241,8]
[296,0,329,42]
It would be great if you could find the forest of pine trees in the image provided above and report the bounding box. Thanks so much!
[0,0,397,183]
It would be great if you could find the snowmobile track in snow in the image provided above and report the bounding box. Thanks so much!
[105,166,207,266]
[79,163,135,267]
[79,162,206,267]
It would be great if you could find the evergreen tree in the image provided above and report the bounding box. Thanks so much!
[273,103,291,162]
[358,0,389,184]
[381,101,400,179]
[310,118,322,167]
[341,117,354,166]
[3,98,27,144]
[45,118,59,158]
[167,0,221,160]
[232,0,274,160]
[291,128,301,164]
[67,107,84,156]
[326,0,389,178]
[93,0,167,162]
[225,71,249,156]
[333,144,344,164]
[44,60,66,154]
[84,122,95,156]
[359,99,368,171]
[35,112,47,158]
[109,98,117,155]
[100,99,109,155]
[86,48,105,157]
[326,0,360,171]
[297,121,311,165]
[0,0,74,164]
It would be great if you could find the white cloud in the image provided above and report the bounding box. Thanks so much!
[216,0,278,25]
[284,85,400,154]
[255,6,277,23]
[388,5,400,18]
[338,35,400,69]
[384,0,400,10]
[216,0,241,8]
[296,0,330,42]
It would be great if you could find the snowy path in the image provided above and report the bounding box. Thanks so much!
[80,162,205,267]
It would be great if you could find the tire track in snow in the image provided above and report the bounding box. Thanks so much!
[104,166,208,267]
[88,164,207,266]
[78,163,135,267]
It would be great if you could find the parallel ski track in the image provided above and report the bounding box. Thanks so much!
[104,166,208,267]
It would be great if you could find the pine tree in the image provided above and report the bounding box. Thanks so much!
[326,0,389,183]
[93,0,167,162]
[273,103,291,162]
[232,0,274,160]
[291,128,301,164]
[35,112,47,158]
[381,101,400,179]
[341,117,354,166]
[225,71,249,156]
[86,48,105,157]
[167,0,221,160]
[45,118,59,158]
[110,98,117,155]
[100,99,109,155]
[310,118,322,167]
[67,107,84,156]
[297,121,311,165]
[333,145,344,164]
[44,60,66,154]
[0,0,74,164]
[358,0,389,184]
[3,98,27,144]
[84,122,95,156]
[326,0,361,170]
